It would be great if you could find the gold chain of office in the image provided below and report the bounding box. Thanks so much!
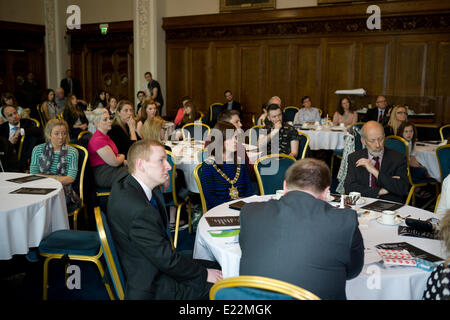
[212,163,241,200]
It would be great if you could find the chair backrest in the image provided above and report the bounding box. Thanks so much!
[94,207,125,300]
[434,193,441,214]
[29,118,40,127]
[197,148,210,163]
[69,144,88,205]
[77,130,93,148]
[283,106,299,122]
[209,103,224,126]
[248,125,264,147]
[181,123,210,141]
[193,163,208,214]
[351,123,364,151]
[318,108,323,117]
[384,135,409,156]
[17,136,26,162]
[440,124,450,142]
[297,131,310,159]
[436,144,450,182]
[164,150,179,205]
[254,154,296,195]
[210,276,320,300]
[37,104,47,127]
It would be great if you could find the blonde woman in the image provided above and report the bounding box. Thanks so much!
[30,118,80,208]
[107,100,138,156]
[384,105,407,136]
[137,98,159,139]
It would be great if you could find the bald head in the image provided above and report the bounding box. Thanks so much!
[361,121,385,157]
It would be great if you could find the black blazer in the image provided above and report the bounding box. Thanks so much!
[239,190,364,300]
[60,77,80,97]
[107,124,138,157]
[222,101,242,113]
[0,118,42,169]
[107,174,208,299]
[366,107,391,126]
[344,147,410,203]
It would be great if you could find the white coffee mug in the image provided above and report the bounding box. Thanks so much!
[339,123,346,128]
[275,190,284,200]
[381,210,396,224]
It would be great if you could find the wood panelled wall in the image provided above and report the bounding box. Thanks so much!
[163,0,450,126]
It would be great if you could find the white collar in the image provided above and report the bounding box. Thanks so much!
[132,174,153,202]
[8,123,20,130]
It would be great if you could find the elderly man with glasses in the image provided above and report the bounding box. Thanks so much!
[366,95,392,125]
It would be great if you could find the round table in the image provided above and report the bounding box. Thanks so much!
[0,172,69,260]
[415,142,444,182]
[298,125,347,150]
[193,194,445,300]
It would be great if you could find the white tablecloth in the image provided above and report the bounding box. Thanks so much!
[298,126,347,150]
[193,195,445,300]
[0,172,69,260]
[415,142,444,182]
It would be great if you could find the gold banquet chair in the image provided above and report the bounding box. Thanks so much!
[181,122,211,141]
[210,276,321,300]
[193,163,208,215]
[68,144,89,230]
[254,154,297,195]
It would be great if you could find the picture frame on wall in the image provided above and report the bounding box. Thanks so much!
[220,0,276,12]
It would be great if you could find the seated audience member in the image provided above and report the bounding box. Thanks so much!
[398,121,433,181]
[107,96,118,117]
[107,139,222,299]
[108,100,138,156]
[176,101,200,129]
[345,121,409,203]
[30,119,80,209]
[63,94,89,142]
[135,90,146,117]
[93,90,107,109]
[88,108,127,188]
[436,174,450,220]
[0,136,19,172]
[174,96,192,127]
[223,90,242,114]
[257,103,267,126]
[423,212,450,300]
[0,105,42,170]
[239,158,364,300]
[332,97,358,127]
[366,95,391,125]
[136,99,159,139]
[268,96,282,107]
[293,96,321,125]
[258,104,300,158]
[54,88,66,113]
[41,89,62,121]
[201,121,254,210]
[142,117,168,148]
[0,93,25,124]
[384,105,407,136]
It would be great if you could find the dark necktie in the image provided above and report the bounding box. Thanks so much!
[149,197,171,241]
[378,110,383,123]
[371,157,380,187]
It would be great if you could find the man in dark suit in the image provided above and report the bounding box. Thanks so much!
[0,105,42,170]
[345,121,409,203]
[239,158,364,300]
[60,69,80,97]
[107,139,222,299]
[366,95,391,126]
[223,90,242,114]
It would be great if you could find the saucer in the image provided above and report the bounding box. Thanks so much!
[376,216,402,226]
[356,198,366,205]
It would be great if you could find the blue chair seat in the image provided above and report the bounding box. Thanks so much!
[96,187,111,194]
[334,149,344,157]
[215,287,295,300]
[411,176,437,185]
[39,230,100,256]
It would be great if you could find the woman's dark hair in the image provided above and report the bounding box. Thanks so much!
[181,101,197,124]
[65,94,83,118]
[93,90,106,108]
[336,97,356,115]
[42,89,55,103]
[209,121,237,167]
[301,96,311,105]
[397,121,417,144]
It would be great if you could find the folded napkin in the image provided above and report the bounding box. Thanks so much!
[335,88,366,96]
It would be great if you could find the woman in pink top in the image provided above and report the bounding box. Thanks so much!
[332,97,358,127]
[174,96,192,126]
[88,107,127,188]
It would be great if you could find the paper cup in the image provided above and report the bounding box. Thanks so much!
[381,210,396,224]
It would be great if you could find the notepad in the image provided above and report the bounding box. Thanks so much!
[6,175,47,184]
[360,200,403,212]
[205,216,240,231]
[9,187,56,195]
